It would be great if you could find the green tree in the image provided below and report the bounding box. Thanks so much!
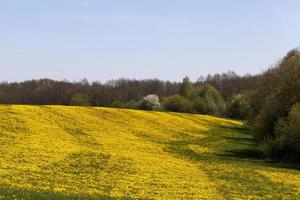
[270,103,300,162]
[255,50,300,140]
[162,95,190,112]
[226,94,252,120]
[253,50,300,162]
[192,84,226,116]
[192,98,208,114]
[179,76,192,98]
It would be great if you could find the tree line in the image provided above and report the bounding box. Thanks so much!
[0,73,258,109]
[0,72,255,110]
[0,49,299,163]
[0,79,179,106]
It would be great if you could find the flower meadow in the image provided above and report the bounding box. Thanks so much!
[0,105,299,199]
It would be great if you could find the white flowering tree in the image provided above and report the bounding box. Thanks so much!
[140,94,160,110]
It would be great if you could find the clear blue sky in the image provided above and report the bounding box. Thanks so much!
[1,0,299,82]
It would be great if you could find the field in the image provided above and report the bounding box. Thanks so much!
[0,105,299,199]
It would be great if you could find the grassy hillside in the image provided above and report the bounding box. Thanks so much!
[0,105,299,199]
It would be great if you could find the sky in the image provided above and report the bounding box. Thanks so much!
[0,0,299,83]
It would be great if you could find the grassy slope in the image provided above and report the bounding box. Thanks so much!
[0,105,299,200]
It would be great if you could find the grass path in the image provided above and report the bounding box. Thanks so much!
[0,105,299,199]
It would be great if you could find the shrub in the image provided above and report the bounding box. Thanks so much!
[139,94,160,110]
[192,84,226,116]
[226,94,252,120]
[162,95,190,113]
[192,98,208,114]
[124,100,140,109]
[70,93,90,106]
[111,101,125,108]
[267,103,300,162]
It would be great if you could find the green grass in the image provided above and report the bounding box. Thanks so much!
[0,105,299,199]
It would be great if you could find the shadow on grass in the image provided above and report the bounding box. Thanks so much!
[224,136,256,146]
[264,160,300,170]
[164,123,300,170]
[165,138,300,170]
[216,149,266,160]
[220,125,249,131]
[219,125,253,134]
[0,186,132,200]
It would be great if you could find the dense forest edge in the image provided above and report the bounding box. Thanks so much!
[1,49,300,163]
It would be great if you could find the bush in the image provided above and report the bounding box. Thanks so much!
[139,94,160,110]
[267,103,300,162]
[124,100,140,109]
[192,98,208,114]
[162,95,191,113]
[111,101,125,108]
[226,94,252,120]
[192,84,226,116]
